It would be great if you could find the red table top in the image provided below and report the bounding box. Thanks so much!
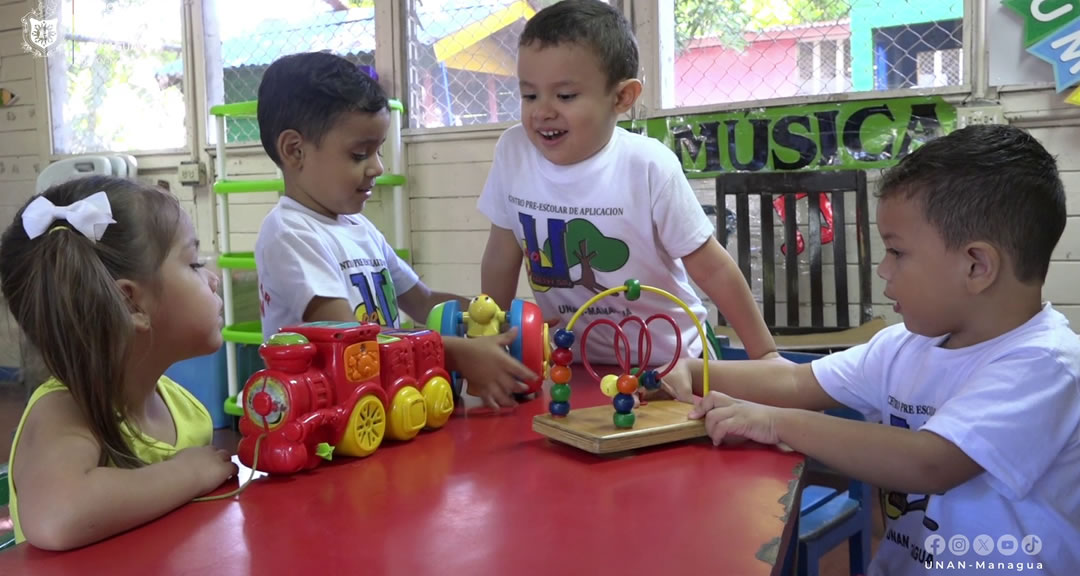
[0,368,806,576]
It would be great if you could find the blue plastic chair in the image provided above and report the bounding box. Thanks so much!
[706,329,871,576]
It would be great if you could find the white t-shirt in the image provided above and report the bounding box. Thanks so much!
[255,196,419,340]
[476,124,715,365]
[812,303,1080,576]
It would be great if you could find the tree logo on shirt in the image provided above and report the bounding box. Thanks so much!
[519,214,629,295]
[882,414,941,534]
[351,269,399,326]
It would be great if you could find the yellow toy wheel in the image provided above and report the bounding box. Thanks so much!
[422,376,454,429]
[388,386,427,441]
[336,395,386,458]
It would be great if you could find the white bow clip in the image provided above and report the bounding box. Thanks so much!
[22,191,117,243]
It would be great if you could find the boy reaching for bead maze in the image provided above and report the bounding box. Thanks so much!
[253,52,536,409]
[664,124,1080,576]
[478,0,778,367]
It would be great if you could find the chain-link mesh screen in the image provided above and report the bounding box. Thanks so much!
[202,0,377,144]
[406,0,617,129]
[46,0,186,154]
[673,0,964,107]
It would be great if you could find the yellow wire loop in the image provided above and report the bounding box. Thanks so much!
[564,282,709,396]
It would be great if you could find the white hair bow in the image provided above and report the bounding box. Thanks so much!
[22,191,117,243]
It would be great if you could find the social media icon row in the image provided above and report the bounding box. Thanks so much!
[925,534,1042,557]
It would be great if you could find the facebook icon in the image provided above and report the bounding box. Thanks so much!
[925,535,947,555]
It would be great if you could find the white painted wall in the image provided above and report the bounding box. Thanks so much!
[0,0,45,370]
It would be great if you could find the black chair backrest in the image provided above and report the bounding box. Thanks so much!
[714,170,873,335]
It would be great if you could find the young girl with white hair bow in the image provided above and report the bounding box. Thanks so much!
[1,175,236,550]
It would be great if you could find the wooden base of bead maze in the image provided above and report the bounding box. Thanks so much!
[532,400,706,454]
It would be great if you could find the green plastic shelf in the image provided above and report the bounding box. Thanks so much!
[224,395,244,417]
[213,175,405,195]
[209,101,258,117]
[222,321,265,345]
[213,179,284,195]
[375,174,406,186]
[211,98,404,118]
[218,252,256,270]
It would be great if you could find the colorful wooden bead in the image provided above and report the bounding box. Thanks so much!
[640,369,660,391]
[550,383,571,403]
[549,364,572,385]
[551,347,573,367]
[600,374,619,397]
[612,393,635,413]
[616,374,639,395]
[623,279,641,301]
[553,329,575,349]
[549,401,570,416]
[613,411,636,428]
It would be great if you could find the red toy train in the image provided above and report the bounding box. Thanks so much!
[237,321,455,475]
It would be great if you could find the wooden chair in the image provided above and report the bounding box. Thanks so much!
[709,170,884,352]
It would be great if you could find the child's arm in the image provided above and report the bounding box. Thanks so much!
[480,224,523,310]
[442,331,536,407]
[398,281,536,408]
[304,296,358,323]
[663,356,841,411]
[13,393,234,550]
[303,288,466,326]
[683,237,777,360]
[689,392,984,495]
[397,283,467,323]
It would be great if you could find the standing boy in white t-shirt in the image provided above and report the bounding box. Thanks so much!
[254,52,536,409]
[478,0,777,365]
[667,124,1080,576]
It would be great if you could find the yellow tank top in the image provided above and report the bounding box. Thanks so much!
[7,376,213,544]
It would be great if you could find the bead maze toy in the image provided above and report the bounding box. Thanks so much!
[426,295,550,396]
[236,321,455,475]
[532,279,711,454]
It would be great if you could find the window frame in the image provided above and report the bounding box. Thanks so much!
[25,0,1038,157]
[42,0,195,160]
[635,0,982,119]
[399,0,626,137]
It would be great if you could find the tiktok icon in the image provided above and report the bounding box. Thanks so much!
[1022,535,1043,556]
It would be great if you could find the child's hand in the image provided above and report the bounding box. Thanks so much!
[658,360,696,404]
[687,392,780,447]
[174,446,237,495]
[453,328,538,409]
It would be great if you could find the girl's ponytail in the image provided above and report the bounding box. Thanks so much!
[1,176,182,468]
